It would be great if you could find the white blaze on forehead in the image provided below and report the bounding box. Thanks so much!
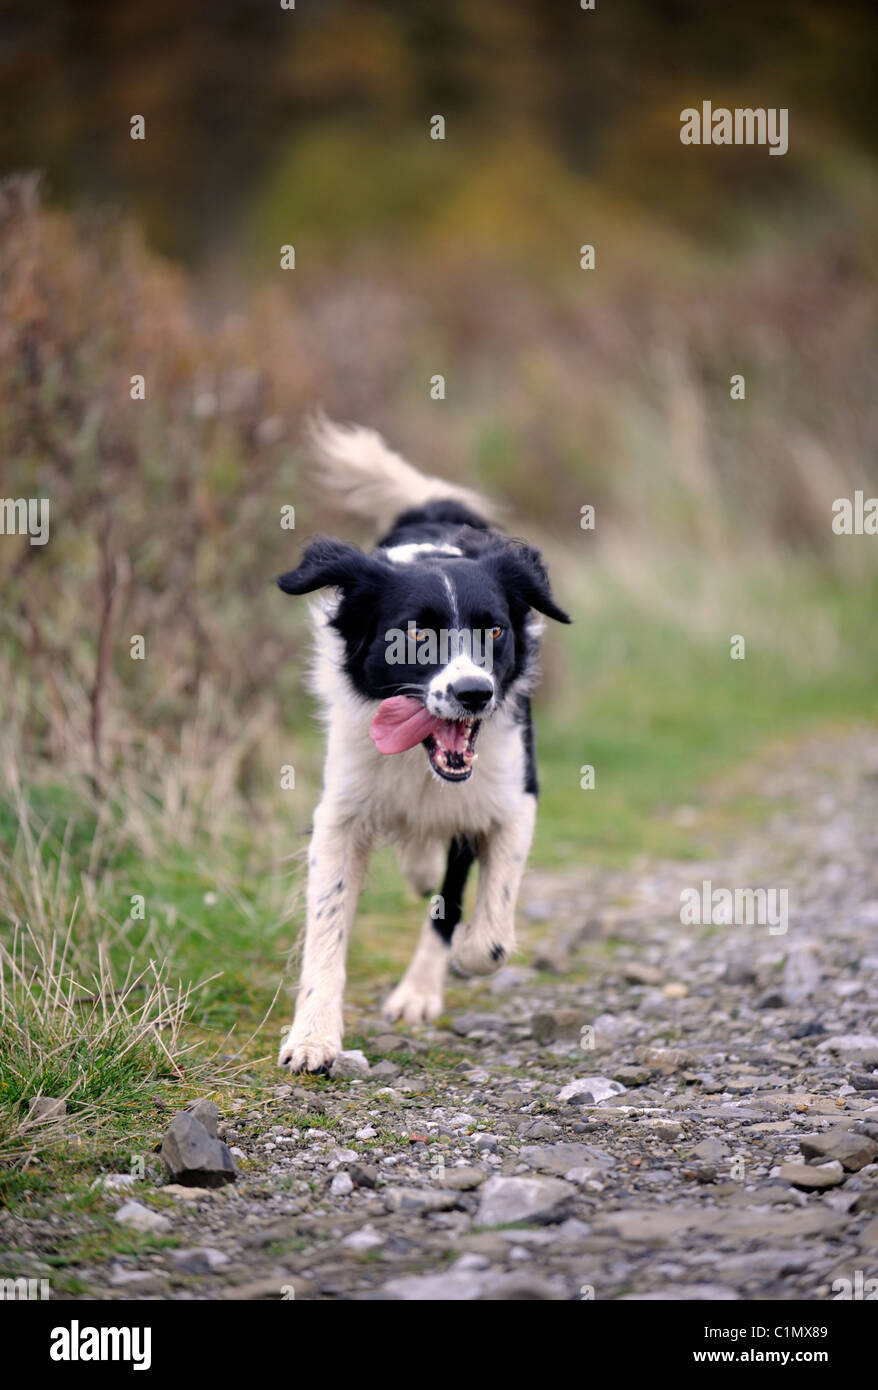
[426,569,495,710]
[440,571,460,630]
[384,542,463,564]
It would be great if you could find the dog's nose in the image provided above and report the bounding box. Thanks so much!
[450,679,493,713]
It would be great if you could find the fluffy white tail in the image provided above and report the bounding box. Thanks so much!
[308,413,497,533]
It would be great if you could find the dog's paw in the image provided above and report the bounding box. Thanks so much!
[278,1030,341,1074]
[449,928,510,978]
[382,978,444,1025]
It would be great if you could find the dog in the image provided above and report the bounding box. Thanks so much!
[276,418,570,1071]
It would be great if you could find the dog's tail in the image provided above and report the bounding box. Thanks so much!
[307,412,498,534]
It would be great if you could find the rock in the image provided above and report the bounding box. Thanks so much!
[383,1187,460,1214]
[799,1127,878,1172]
[160,1112,238,1187]
[371,1060,401,1079]
[789,1020,826,1039]
[92,1173,138,1193]
[724,1182,806,1208]
[168,1246,229,1273]
[341,1225,384,1252]
[330,1172,354,1196]
[160,1184,214,1201]
[382,1272,487,1300]
[329,1049,371,1079]
[530,1008,589,1045]
[691,1138,728,1164]
[823,1190,860,1214]
[756,990,785,1010]
[783,944,821,1004]
[109,1269,169,1292]
[690,1166,718,1184]
[530,942,574,975]
[473,1133,500,1153]
[349,1163,378,1189]
[622,1285,740,1302]
[599,1207,842,1243]
[475,1273,567,1300]
[849,1073,878,1092]
[218,1276,306,1301]
[520,1142,613,1177]
[817,1034,878,1066]
[633,1046,692,1074]
[453,1252,491,1272]
[600,1210,688,1243]
[476,1175,572,1227]
[381,1266,567,1300]
[779,1161,845,1190]
[451,1013,510,1038]
[612,1065,652,1086]
[184,1098,219,1136]
[27,1097,66,1124]
[441,1166,486,1190]
[858,1217,878,1250]
[489,965,537,993]
[564,1166,604,1187]
[622,962,664,986]
[523,899,553,921]
[291,1086,326,1112]
[114,1201,171,1234]
[513,1117,558,1140]
[371,1034,418,1054]
[723,959,757,986]
[557,1077,625,1106]
[355,1125,377,1140]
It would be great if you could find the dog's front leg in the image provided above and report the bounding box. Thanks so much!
[449,794,536,977]
[278,804,370,1072]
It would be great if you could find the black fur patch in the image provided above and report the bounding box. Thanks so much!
[516,695,539,797]
[432,835,477,944]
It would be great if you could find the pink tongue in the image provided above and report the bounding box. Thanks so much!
[370,696,442,755]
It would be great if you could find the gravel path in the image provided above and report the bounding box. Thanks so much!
[25,731,878,1300]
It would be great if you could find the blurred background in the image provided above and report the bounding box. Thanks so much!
[1,1,877,1105]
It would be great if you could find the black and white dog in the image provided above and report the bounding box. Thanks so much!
[276,419,570,1071]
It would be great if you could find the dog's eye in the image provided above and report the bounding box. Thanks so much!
[489,624,503,640]
[410,626,430,641]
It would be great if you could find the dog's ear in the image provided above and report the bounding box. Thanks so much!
[277,537,382,596]
[486,542,571,624]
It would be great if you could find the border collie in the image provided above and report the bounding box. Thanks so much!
[276,418,570,1071]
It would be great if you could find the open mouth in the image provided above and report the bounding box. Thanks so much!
[424,717,480,782]
[369,695,483,783]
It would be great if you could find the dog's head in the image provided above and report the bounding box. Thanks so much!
[277,532,569,783]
